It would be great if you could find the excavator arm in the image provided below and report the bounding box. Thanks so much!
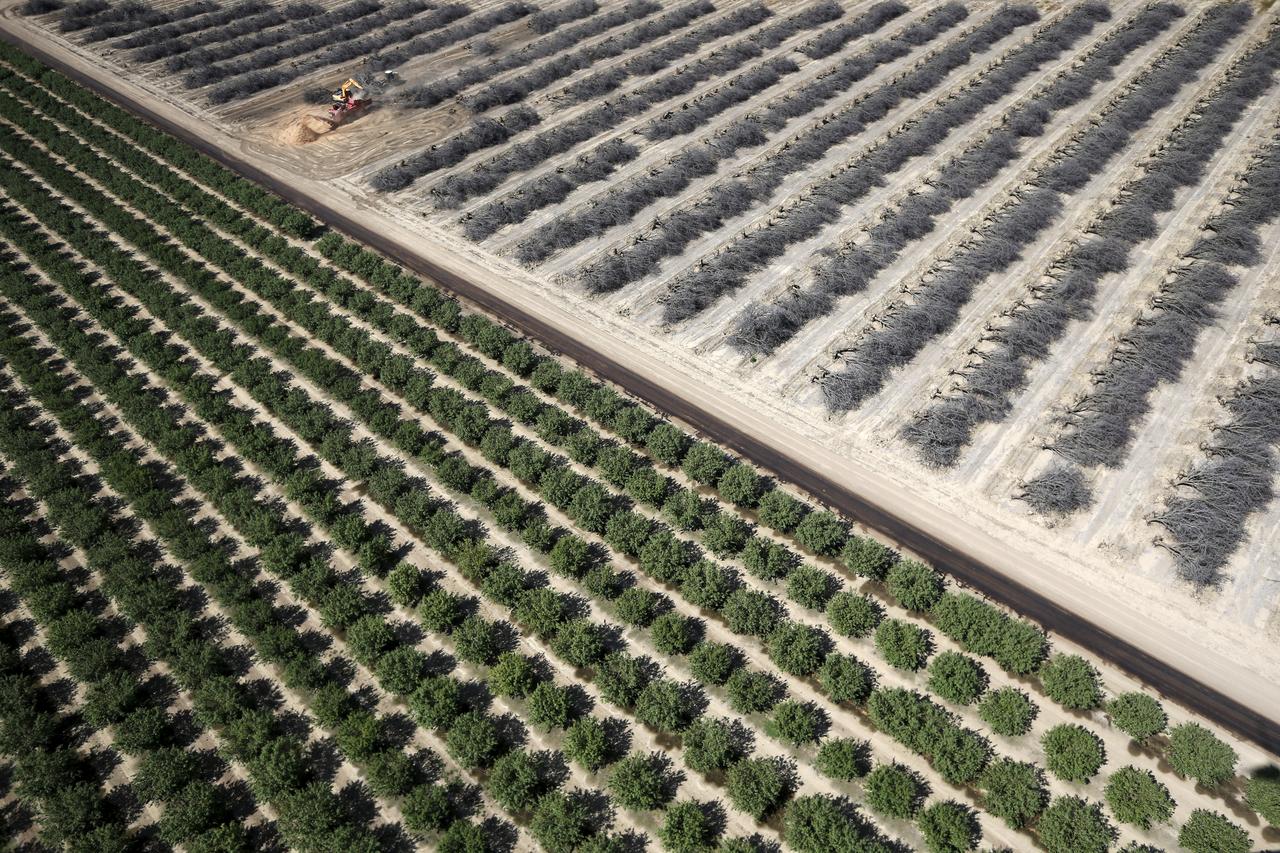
[332,78,364,102]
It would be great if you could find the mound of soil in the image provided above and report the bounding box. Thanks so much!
[279,114,332,145]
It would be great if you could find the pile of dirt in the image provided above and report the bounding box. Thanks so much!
[278,114,332,145]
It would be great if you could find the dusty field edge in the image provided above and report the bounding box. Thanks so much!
[3,15,1278,759]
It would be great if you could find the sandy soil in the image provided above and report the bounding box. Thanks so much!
[277,112,335,145]
[2,0,1277,784]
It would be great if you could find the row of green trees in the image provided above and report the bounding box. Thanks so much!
[311,210,1272,837]
[0,607,130,850]
[0,12,1212,775]
[0,377,393,851]
[0,269,532,843]
[0,63,908,850]
[0,43,317,237]
[2,82,1009,848]
[0,64,967,850]
[0,474,343,851]
[0,105,803,850]
[0,171,633,849]
[0,43,1089,747]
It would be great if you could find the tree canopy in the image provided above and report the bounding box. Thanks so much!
[1041,724,1105,783]
[928,651,986,705]
[1105,692,1166,741]
[608,752,673,811]
[1037,796,1115,853]
[1168,723,1237,788]
[979,758,1047,829]
[815,738,871,781]
[978,687,1037,737]
[865,763,924,820]
[918,800,980,853]
[1038,654,1103,710]
[726,757,790,820]
[1104,766,1174,830]
[1245,768,1280,827]
[658,800,719,853]
[1178,809,1251,853]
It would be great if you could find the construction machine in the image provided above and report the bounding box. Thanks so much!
[315,77,370,128]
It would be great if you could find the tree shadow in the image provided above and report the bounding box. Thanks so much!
[373,817,417,853]
[492,711,528,752]
[306,737,343,784]
[479,814,519,853]
[378,710,417,750]
[564,683,595,720]
[572,786,616,836]
[449,779,487,820]
[221,777,260,823]
[534,749,570,792]
[335,778,379,832]
[602,717,633,766]
[458,677,493,713]
[167,708,205,750]
[412,748,445,785]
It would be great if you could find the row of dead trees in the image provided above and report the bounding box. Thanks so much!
[504,1,936,260]
[663,3,1113,327]
[398,0,637,110]
[818,3,1252,414]
[570,5,1017,295]
[905,21,1280,471]
[422,5,829,209]
[728,1,1165,356]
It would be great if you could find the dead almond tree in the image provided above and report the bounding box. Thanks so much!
[902,36,1280,470]
[529,0,597,35]
[22,0,66,13]
[1150,376,1280,585]
[574,8,1038,294]
[1016,463,1093,515]
[399,2,654,109]
[162,4,322,73]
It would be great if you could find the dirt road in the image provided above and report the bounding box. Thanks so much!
[4,22,1277,759]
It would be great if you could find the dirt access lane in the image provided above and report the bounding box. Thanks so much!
[4,24,1278,759]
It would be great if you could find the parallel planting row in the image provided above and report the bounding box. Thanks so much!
[818,3,1253,410]
[1026,132,1280,584]
[23,0,598,106]
[471,0,930,246]
[0,41,1277,853]
[573,4,1042,291]
[376,1,850,197]
[728,1,1179,352]
[1151,311,1280,584]
[905,29,1280,475]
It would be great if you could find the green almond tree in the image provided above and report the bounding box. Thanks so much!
[1104,766,1174,830]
